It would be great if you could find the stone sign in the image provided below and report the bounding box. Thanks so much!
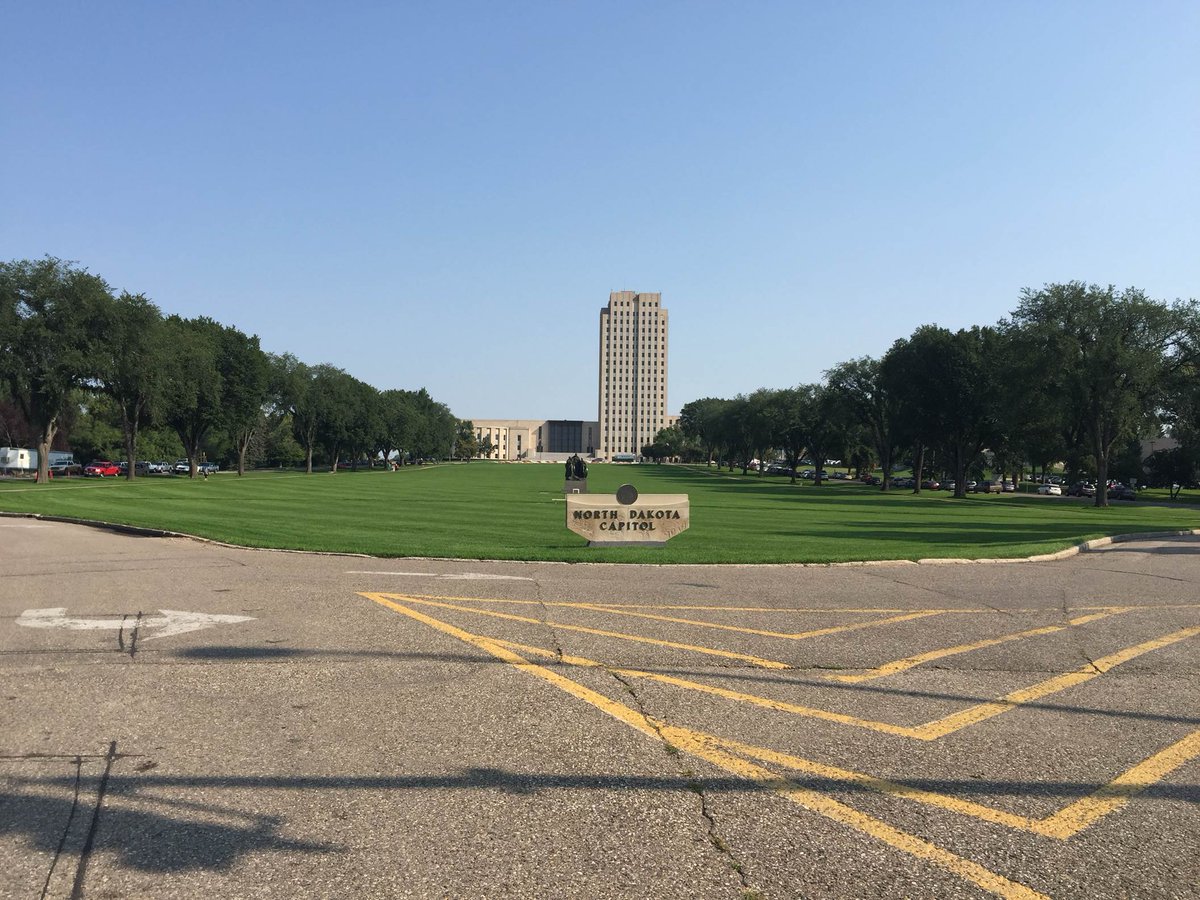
[566,489,690,546]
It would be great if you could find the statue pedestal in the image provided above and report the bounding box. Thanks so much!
[563,479,588,494]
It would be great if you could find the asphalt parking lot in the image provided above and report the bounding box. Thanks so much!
[2,519,1198,898]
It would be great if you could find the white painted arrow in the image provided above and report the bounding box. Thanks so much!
[16,607,255,641]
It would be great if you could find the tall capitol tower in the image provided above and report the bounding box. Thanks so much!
[598,291,668,459]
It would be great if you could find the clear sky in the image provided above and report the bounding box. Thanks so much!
[3,2,1197,421]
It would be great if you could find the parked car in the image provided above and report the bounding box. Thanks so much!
[1037,483,1062,496]
[198,462,220,475]
[976,480,1002,493]
[84,460,120,477]
[173,459,191,474]
[860,474,880,485]
[1067,482,1096,497]
[1109,484,1137,501]
[1002,480,1016,492]
[147,460,170,474]
[920,479,940,490]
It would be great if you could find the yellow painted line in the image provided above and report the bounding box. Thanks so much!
[707,734,1044,833]
[490,638,918,737]
[652,723,1049,900]
[492,638,1200,841]
[414,594,962,614]
[829,610,1131,684]
[362,593,1047,900]
[913,624,1200,740]
[1039,728,1200,838]
[495,621,1200,743]
[371,592,792,669]
[537,604,943,642]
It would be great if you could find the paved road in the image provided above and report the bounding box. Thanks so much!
[2,519,1198,899]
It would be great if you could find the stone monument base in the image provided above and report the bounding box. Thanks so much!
[564,479,588,493]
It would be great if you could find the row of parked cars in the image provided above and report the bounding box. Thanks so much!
[83,459,220,477]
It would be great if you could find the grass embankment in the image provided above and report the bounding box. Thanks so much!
[2,463,1198,564]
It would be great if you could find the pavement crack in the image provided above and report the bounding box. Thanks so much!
[128,611,143,659]
[531,589,564,661]
[605,669,763,898]
[688,778,762,898]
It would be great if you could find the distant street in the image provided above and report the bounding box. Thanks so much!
[2,519,1198,899]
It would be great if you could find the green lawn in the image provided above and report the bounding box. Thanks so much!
[2,463,1198,564]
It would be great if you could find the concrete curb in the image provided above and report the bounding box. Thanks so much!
[2,511,1198,568]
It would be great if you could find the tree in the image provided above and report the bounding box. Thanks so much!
[161,316,225,478]
[1009,283,1195,507]
[218,325,269,476]
[269,354,321,474]
[826,357,900,491]
[1145,446,1199,498]
[314,367,357,471]
[95,291,167,480]
[455,419,479,460]
[344,378,381,470]
[377,389,421,466]
[678,398,730,465]
[0,258,109,483]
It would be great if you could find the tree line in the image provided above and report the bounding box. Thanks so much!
[648,283,1199,507]
[0,258,460,482]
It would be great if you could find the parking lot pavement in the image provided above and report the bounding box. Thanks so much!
[2,521,1198,898]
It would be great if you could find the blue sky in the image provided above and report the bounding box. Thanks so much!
[3,2,1197,420]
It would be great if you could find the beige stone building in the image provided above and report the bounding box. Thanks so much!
[472,419,599,461]
[598,291,669,459]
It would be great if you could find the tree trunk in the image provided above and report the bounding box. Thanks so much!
[912,444,925,494]
[121,409,138,480]
[953,445,968,499]
[35,421,56,484]
[235,427,251,476]
[305,445,313,474]
[1093,420,1108,508]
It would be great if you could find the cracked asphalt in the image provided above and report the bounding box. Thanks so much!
[2,519,1198,899]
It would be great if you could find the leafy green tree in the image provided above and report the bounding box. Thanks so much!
[95,291,166,479]
[314,367,357,471]
[217,325,269,476]
[271,354,320,473]
[454,419,478,460]
[1010,283,1195,506]
[376,389,418,466]
[344,378,381,469]
[678,397,730,465]
[1145,445,1199,498]
[0,258,109,483]
[826,357,900,491]
[881,328,942,493]
[161,316,224,478]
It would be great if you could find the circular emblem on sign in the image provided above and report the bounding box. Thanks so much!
[615,483,639,505]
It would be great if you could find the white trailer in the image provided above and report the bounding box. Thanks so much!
[0,447,37,474]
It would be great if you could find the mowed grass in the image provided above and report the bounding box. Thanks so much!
[2,462,1199,564]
